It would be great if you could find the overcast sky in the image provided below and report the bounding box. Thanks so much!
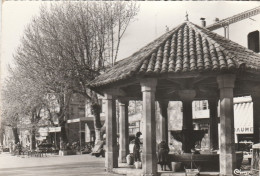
[1,1,260,82]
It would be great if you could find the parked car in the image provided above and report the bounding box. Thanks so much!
[92,140,105,157]
[38,143,54,153]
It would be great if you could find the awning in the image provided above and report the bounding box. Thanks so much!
[129,112,142,123]
[234,101,253,134]
[38,127,61,136]
[192,100,253,134]
[67,113,106,124]
[193,109,209,119]
[35,136,46,141]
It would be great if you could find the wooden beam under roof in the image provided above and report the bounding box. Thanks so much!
[207,6,260,31]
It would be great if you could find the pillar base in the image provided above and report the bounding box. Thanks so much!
[106,152,118,172]
[119,150,127,163]
[219,153,236,176]
[142,153,157,175]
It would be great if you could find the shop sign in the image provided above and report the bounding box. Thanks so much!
[235,127,253,134]
[48,127,61,132]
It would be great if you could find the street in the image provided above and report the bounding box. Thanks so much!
[0,153,123,176]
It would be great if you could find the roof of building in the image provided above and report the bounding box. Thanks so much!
[90,21,260,88]
[207,6,260,31]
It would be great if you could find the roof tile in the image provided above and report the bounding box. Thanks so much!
[90,21,260,88]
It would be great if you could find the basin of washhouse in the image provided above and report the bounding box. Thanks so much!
[170,130,206,153]
[168,152,243,172]
[169,130,243,171]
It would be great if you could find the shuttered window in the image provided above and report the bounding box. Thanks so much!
[248,30,259,53]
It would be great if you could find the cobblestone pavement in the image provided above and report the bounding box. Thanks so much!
[0,152,123,176]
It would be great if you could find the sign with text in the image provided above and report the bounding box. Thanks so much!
[235,127,253,134]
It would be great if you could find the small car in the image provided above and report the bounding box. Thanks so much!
[92,140,105,157]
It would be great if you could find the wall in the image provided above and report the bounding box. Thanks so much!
[212,14,260,50]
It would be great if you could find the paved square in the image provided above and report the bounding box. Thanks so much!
[0,153,122,176]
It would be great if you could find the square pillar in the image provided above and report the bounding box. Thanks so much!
[252,94,260,144]
[158,101,169,144]
[208,98,219,150]
[141,78,157,176]
[178,90,196,153]
[104,94,118,172]
[217,74,236,176]
[118,98,129,163]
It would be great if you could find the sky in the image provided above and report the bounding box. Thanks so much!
[1,1,260,83]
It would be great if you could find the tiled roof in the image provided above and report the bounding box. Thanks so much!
[90,21,260,88]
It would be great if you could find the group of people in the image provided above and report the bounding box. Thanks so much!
[9,142,23,155]
[133,132,169,171]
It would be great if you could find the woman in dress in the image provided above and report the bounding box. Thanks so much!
[133,132,142,162]
[158,140,169,171]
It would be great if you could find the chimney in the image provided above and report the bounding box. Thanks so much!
[200,18,206,27]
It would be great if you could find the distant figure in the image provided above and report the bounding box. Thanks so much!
[158,141,169,171]
[9,142,14,154]
[17,142,22,155]
[133,132,142,162]
[13,143,17,155]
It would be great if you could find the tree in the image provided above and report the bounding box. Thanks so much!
[1,67,53,148]
[9,1,139,146]
[128,101,143,115]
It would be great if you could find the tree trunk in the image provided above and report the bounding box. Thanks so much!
[0,124,4,146]
[12,127,20,144]
[58,93,70,149]
[59,122,68,149]
[30,128,36,150]
[0,130,3,146]
[91,103,102,144]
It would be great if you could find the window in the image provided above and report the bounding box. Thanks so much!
[202,101,208,110]
[248,30,259,53]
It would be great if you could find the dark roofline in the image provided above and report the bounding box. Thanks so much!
[89,21,260,89]
[207,6,260,31]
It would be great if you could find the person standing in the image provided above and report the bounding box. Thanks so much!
[133,132,142,162]
[158,140,169,171]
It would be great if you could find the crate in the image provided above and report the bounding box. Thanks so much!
[185,169,200,176]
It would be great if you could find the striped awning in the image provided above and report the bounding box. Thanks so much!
[234,101,253,134]
[129,112,142,123]
[38,127,61,137]
[192,99,253,134]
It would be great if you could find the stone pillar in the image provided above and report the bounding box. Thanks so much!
[217,74,236,176]
[179,90,196,153]
[104,94,118,172]
[252,93,260,144]
[208,99,219,150]
[158,101,169,144]
[141,78,157,176]
[118,98,129,163]
[251,93,260,172]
